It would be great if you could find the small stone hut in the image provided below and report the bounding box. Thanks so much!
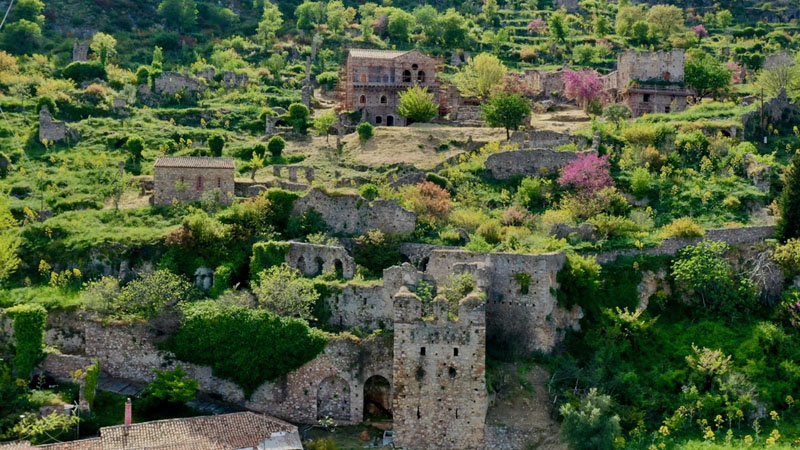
[153,157,235,205]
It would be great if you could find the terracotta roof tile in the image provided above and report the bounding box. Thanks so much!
[154,157,235,169]
[37,439,101,450]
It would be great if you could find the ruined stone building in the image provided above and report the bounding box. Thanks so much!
[523,67,568,97]
[605,50,692,117]
[342,49,440,126]
[153,157,235,206]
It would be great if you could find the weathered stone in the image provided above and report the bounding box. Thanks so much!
[605,50,691,117]
[194,266,215,291]
[286,242,356,279]
[153,157,235,206]
[742,88,800,141]
[72,40,89,62]
[485,149,595,179]
[38,105,77,144]
[291,188,416,235]
[153,71,204,96]
[222,71,248,88]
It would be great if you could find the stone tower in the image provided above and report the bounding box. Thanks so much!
[391,286,487,449]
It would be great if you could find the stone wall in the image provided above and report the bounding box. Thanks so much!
[39,106,76,144]
[594,225,775,264]
[72,41,89,62]
[616,49,685,85]
[153,72,204,96]
[523,68,566,96]
[509,129,583,149]
[291,188,416,235]
[392,287,488,449]
[153,166,234,205]
[286,242,356,279]
[742,89,800,139]
[485,149,594,179]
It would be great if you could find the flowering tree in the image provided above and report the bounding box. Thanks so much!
[726,61,743,84]
[527,18,546,35]
[691,24,708,39]
[558,153,614,193]
[563,69,607,111]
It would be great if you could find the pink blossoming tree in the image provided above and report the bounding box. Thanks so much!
[528,19,546,35]
[563,69,607,111]
[691,24,708,38]
[726,61,743,84]
[558,153,614,194]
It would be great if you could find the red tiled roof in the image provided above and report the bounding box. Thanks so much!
[154,157,235,169]
[37,439,101,450]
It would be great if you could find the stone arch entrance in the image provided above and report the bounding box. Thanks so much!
[334,259,344,278]
[363,375,392,420]
[317,376,351,420]
[313,256,324,275]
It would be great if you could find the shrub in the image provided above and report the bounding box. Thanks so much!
[401,181,452,222]
[589,214,640,239]
[81,276,121,315]
[354,230,402,276]
[501,205,531,226]
[449,207,489,233]
[251,143,267,158]
[357,122,374,141]
[113,270,196,319]
[286,103,310,134]
[515,177,552,210]
[287,208,328,238]
[62,61,106,84]
[250,241,290,281]
[640,146,666,170]
[137,366,198,413]
[629,167,653,198]
[660,217,704,238]
[208,264,232,298]
[772,239,800,277]
[305,438,339,450]
[675,130,710,165]
[126,135,145,160]
[358,183,380,201]
[397,85,439,123]
[778,150,800,242]
[560,388,622,450]
[425,172,449,190]
[477,219,504,245]
[315,71,339,90]
[36,96,56,115]
[267,135,285,158]
[7,303,46,379]
[557,253,601,310]
[252,264,319,320]
[135,65,150,85]
[208,134,225,157]
[162,300,327,396]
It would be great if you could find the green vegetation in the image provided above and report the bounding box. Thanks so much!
[7,303,47,379]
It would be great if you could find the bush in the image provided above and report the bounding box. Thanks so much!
[162,300,327,396]
[208,134,225,157]
[267,135,285,158]
[557,253,601,311]
[62,61,107,84]
[126,135,145,160]
[425,172,449,190]
[36,96,56,115]
[515,177,552,210]
[401,181,452,222]
[250,241,290,281]
[501,205,531,226]
[357,122,374,141]
[252,264,319,319]
[589,214,640,239]
[7,303,46,379]
[772,239,800,277]
[135,66,150,85]
[137,366,198,413]
[113,270,196,319]
[208,263,232,298]
[560,388,621,450]
[477,219,504,245]
[660,217,704,238]
[305,438,339,450]
[286,103,310,134]
[354,230,402,276]
[315,71,339,90]
[449,208,489,233]
[358,183,380,201]
[629,167,653,198]
[287,208,328,238]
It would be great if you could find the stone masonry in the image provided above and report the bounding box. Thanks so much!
[286,241,356,279]
[153,157,235,205]
[606,50,691,117]
[291,188,416,235]
[39,105,76,144]
[392,286,488,449]
[485,149,595,179]
[154,71,204,97]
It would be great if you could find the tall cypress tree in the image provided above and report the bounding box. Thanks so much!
[778,149,800,241]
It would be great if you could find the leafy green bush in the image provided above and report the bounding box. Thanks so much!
[162,301,327,396]
[589,214,640,240]
[285,103,310,134]
[7,303,46,379]
[477,219,503,245]
[62,62,107,84]
[126,136,145,160]
[315,71,339,90]
[252,264,319,319]
[287,208,328,238]
[209,263,232,298]
[772,239,800,277]
[357,122,374,141]
[425,172,449,190]
[208,134,225,157]
[358,183,380,201]
[113,270,196,319]
[557,253,601,311]
[137,365,198,413]
[515,177,552,211]
[660,217,704,238]
[629,167,654,198]
[250,241,290,281]
[305,438,339,450]
[559,388,621,450]
[267,135,285,158]
[354,230,402,276]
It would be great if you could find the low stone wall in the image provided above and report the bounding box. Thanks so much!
[594,226,775,264]
[38,353,94,383]
[509,129,582,149]
[485,149,594,179]
[286,242,356,279]
[291,188,416,235]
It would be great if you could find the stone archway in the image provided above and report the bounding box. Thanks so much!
[317,376,351,420]
[363,375,392,420]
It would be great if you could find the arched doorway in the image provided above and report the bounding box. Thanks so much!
[317,376,351,420]
[386,115,394,126]
[363,375,392,421]
[313,256,324,275]
[296,256,306,274]
[334,259,344,279]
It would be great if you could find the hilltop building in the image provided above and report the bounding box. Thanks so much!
[605,50,692,117]
[342,49,440,126]
[153,156,235,206]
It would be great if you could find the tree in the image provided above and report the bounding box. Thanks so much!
[250,151,264,180]
[560,388,622,450]
[779,150,800,242]
[593,14,611,37]
[267,135,285,157]
[437,8,468,48]
[158,0,198,31]
[139,366,198,410]
[684,50,732,100]
[357,122,374,141]
[285,103,310,134]
[256,1,283,45]
[113,270,195,319]
[629,20,652,46]
[90,32,117,66]
[398,85,439,124]
[453,53,507,99]
[313,110,337,143]
[387,9,415,43]
[326,0,355,34]
[645,4,683,40]
[11,0,44,25]
[1,19,42,54]
[208,134,225,157]
[602,103,631,130]
[295,1,325,31]
[563,69,606,111]
[716,10,733,28]
[758,52,800,97]
[126,136,145,160]
[482,0,498,24]
[0,198,20,283]
[252,264,319,319]
[558,153,614,193]
[615,4,645,36]
[481,92,530,140]
[548,9,569,43]
[414,4,439,41]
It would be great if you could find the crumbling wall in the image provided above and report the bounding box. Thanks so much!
[72,41,89,62]
[392,287,488,449]
[742,89,800,140]
[291,188,416,235]
[617,49,685,84]
[153,72,204,96]
[286,242,356,279]
[39,106,77,144]
[485,149,594,179]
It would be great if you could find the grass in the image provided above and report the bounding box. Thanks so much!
[0,285,82,310]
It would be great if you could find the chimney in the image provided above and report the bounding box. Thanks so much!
[124,398,132,426]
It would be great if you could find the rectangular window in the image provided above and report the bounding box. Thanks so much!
[196,176,203,191]
[643,94,651,103]
[453,348,459,357]
[216,177,221,188]
[420,347,426,356]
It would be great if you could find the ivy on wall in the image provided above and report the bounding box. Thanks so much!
[7,303,47,379]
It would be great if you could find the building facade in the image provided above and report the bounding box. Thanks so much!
[343,49,440,126]
[153,156,235,206]
[605,50,692,117]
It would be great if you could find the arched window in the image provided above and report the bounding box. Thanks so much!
[417,71,425,83]
[402,70,411,83]
[196,175,203,191]
[380,95,387,104]
[359,95,366,104]
[412,64,418,70]
[375,116,383,124]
